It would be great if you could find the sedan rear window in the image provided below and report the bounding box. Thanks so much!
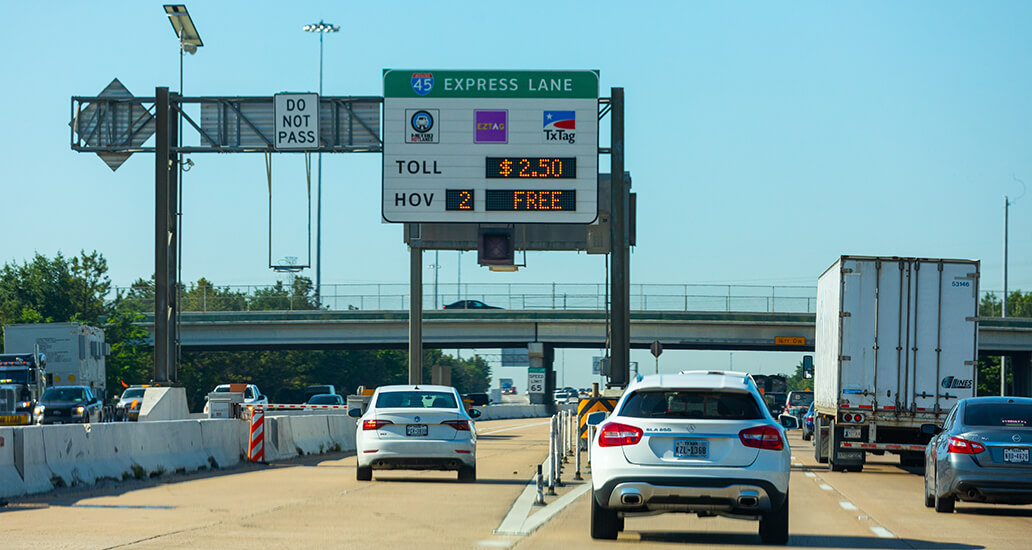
[376,391,458,409]
[964,403,1032,427]
[620,390,764,420]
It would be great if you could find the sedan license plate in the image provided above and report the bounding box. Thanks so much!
[674,439,708,458]
[1004,447,1030,464]
[844,428,861,439]
[406,424,428,437]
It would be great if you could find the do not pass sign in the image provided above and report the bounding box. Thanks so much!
[275,93,319,150]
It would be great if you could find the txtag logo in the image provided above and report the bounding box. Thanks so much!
[543,110,575,143]
[406,109,439,143]
[941,376,973,389]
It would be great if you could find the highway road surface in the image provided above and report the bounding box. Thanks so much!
[2,418,1029,549]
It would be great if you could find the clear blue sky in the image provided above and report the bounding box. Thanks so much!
[2,2,1030,388]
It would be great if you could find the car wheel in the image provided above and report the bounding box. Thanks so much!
[589,489,619,540]
[616,515,625,532]
[802,432,812,441]
[934,476,954,513]
[356,466,372,481]
[923,470,935,508]
[458,464,476,483]
[759,491,789,545]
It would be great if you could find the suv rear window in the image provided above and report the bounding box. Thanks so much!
[376,391,458,409]
[964,403,1032,427]
[788,392,813,406]
[620,390,764,420]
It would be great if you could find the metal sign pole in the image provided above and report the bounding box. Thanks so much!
[409,245,423,384]
[609,87,629,387]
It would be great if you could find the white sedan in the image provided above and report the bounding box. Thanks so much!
[587,371,791,544]
[351,385,481,482]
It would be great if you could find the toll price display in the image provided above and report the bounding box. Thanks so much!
[486,157,576,179]
[485,190,576,211]
[445,189,474,211]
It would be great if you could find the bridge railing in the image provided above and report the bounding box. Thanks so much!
[116,283,819,313]
[114,283,1028,316]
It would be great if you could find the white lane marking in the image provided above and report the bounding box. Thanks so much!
[480,420,551,435]
[819,483,834,491]
[521,483,592,534]
[495,482,539,534]
[804,472,816,478]
[791,455,796,460]
[793,463,803,467]
[839,500,857,511]
[476,541,514,548]
[870,526,895,538]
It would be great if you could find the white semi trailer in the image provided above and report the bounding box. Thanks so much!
[813,256,979,472]
[3,323,108,400]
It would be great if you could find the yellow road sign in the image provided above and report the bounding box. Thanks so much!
[577,397,618,439]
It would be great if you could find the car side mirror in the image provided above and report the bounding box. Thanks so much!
[348,408,363,418]
[469,408,482,419]
[778,414,799,430]
[586,411,607,426]
[920,423,941,436]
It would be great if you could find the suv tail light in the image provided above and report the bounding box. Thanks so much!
[598,422,643,447]
[362,419,393,431]
[739,425,784,450]
[442,420,470,431]
[947,436,985,454]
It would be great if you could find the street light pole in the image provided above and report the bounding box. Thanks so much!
[302,20,339,303]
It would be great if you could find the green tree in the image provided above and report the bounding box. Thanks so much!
[980,290,1032,318]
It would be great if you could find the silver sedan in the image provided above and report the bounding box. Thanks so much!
[924,396,1032,513]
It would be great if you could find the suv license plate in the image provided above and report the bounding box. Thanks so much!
[1004,448,1030,464]
[406,424,428,437]
[674,439,708,458]
[844,427,861,439]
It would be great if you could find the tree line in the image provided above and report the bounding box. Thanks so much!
[0,251,491,410]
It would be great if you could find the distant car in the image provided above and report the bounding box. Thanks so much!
[304,384,337,403]
[802,403,815,441]
[785,391,813,423]
[464,393,490,406]
[202,383,268,414]
[307,394,344,406]
[443,300,500,310]
[764,392,788,416]
[588,370,790,544]
[36,385,103,424]
[924,396,1032,513]
[352,384,481,482]
[114,386,147,421]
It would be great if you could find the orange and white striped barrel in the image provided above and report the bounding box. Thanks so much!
[248,407,265,463]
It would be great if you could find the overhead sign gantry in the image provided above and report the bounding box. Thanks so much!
[382,70,599,224]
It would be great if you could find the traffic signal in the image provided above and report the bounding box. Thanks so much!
[478,229,514,266]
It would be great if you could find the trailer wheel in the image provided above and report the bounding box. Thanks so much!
[814,416,829,464]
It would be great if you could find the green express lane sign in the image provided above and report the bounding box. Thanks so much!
[382,70,599,224]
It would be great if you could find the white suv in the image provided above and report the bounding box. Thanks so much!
[588,371,791,544]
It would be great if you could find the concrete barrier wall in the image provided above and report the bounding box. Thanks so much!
[4,408,471,499]
[475,404,551,421]
[0,427,25,498]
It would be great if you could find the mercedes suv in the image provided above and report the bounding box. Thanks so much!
[587,371,791,544]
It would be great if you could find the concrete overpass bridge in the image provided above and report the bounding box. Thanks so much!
[148,310,1032,355]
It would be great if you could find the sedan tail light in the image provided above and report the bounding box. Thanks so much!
[739,425,784,450]
[947,436,985,454]
[598,422,643,447]
[442,420,470,431]
[362,419,394,431]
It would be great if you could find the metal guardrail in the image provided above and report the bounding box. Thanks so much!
[116,283,819,314]
[113,283,1027,317]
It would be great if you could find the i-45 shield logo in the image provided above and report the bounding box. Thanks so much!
[411,73,434,96]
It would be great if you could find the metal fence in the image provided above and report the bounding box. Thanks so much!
[115,283,819,313]
[113,283,1030,316]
